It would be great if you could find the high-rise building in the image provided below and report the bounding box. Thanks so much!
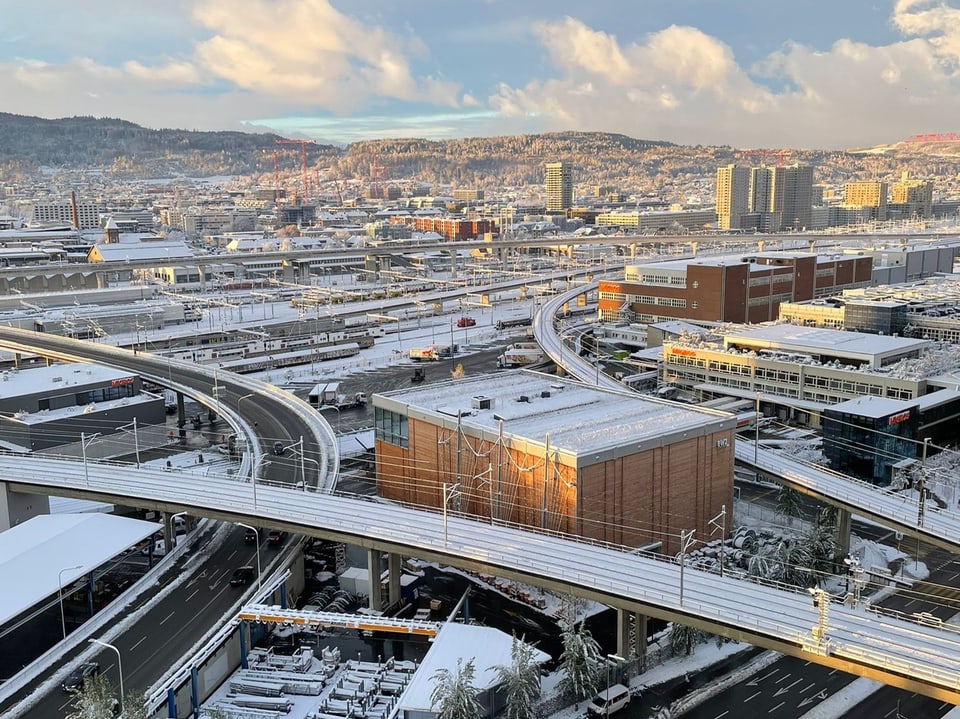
[769,164,814,231]
[844,181,888,221]
[716,165,751,230]
[545,161,573,212]
[891,173,934,219]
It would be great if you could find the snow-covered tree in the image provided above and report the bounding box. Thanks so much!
[557,622,602,700]
[493,635,541,719]
[670,622,705,657]
[68,673,148,719]
[805,507,838,582]
[775,485,803,521]
[431,658,482,719]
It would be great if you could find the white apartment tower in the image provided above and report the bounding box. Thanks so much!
[545,161,573,212]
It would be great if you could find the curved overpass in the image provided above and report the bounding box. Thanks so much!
[0,327,338,490]
[3,455,960,705]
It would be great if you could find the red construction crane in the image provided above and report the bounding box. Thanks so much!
[737,149,792,167]
[275,139,317,202]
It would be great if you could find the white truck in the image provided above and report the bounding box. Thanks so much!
[497,342,546,368]
[409,344,457,362]
[327,391,368,410]
[308,382,340,407]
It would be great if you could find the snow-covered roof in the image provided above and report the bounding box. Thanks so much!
[723,324,930,361]
[826,395,910,419]
[0,363,139,399]
[377,371,733,458]
[397,623,550,714]
[0,513,158,626]
[91,241,194,263]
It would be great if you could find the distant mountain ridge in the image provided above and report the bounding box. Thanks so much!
[1,112,958,189]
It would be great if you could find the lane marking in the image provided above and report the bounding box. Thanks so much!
[160,610,176,625]
[131,636,147,651]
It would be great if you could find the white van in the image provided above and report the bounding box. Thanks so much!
[586,684,630,717]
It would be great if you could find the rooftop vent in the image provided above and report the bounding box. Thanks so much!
[472,396,492,410]
[517,395,530,403]
[540,390,551,398]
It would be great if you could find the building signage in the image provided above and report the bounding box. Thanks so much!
[671,347,697,357]
[888,411,910,425]
[111,377,135,387]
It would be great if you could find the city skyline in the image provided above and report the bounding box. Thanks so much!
[2,1,960,149]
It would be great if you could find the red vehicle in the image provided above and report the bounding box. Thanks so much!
[456,317,476,328]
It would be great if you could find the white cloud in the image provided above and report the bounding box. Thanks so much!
[487,5,960,148]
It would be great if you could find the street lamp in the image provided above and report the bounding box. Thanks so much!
[237,393,257,414]
[282,436,308,492]
[88,639,124,714]
[605,654,626,715]
[58,565,82,640]
[235,522,262,590]
[115,418,140,467]
[80,432,101,487]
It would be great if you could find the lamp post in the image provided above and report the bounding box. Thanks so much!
[235,522,262,590]
[80,432,101,487]
[754,391,761,465]
[605,654,626,715]
[58,565,82,640]
[282,436,309,491]
[237,393,256,414]
[115,418,140,467]
[88,639,124,714]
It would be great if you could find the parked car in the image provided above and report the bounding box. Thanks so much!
[272,441,285,456]
[62,662,100,692]
[456,316,476,327]
[267,529,288,547]
[229,566,255,586]
[586,684,630,717]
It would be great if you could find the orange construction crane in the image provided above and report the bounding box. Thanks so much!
[275,139,317,202]
[738,149,792,167]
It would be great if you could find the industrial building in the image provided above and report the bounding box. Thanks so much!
[643,324,944,427]
[373,371,736,554]
[598,251,873,324]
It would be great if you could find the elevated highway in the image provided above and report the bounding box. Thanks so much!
[735,441,960,552]
[0,326,338,490]
[3,455,960,704]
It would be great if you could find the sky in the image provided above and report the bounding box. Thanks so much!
[2,0,960,149]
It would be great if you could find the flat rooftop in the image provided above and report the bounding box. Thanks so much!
[0,362,139,398]
[723,324,930,359]
[376,371,734,458]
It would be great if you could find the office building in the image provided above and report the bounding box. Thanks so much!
[598,252,872,324]
[768,164,814,231]
[545,161,573,212]
[20,200,102,229]
[373,371,735,554]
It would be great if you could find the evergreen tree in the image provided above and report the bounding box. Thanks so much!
[670,622,705,657]
[806,506,838,582]
[775,485,804,521]
[431,658,483,719]
[557,622,602,700]
[493,635,541,719]
[68,673,149,719]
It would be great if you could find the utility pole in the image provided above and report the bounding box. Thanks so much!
[679,529,696,605]
[709,505,727,578]
[541,433,550,529]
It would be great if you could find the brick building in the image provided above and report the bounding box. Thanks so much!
[598,252,873,324]
[406,217,494,241]
[373,371,735,554]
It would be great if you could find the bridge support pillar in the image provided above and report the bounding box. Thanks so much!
[161,511,176,554]
[498,246,509,269]
[0,482,49,531]
[95,271,107,289]
[835,507,852,558]
[629,243,637,260]
[367,549,382,610]
[387,553,402,606]
[448,249,458,278]
[616,609,647,661]
[177,393,187,442]
[690,241,698,256]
